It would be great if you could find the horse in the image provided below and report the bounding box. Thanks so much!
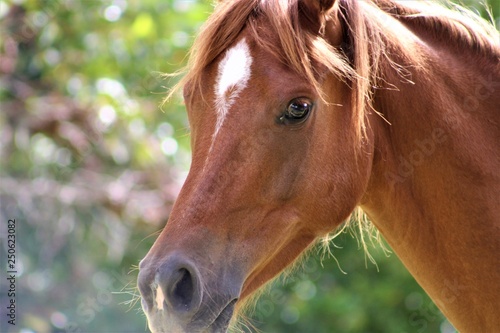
[137,0,500,331]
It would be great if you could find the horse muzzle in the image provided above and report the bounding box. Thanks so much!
[138,252,240,333]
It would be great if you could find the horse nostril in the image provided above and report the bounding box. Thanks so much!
[169,268,194,309]
[157,257,202,314]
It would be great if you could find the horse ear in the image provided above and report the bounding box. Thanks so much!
[299,0,338,35]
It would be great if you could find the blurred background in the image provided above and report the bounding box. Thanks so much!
[0,0,497,332]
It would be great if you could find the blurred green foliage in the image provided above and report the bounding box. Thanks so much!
[0,1,497,333]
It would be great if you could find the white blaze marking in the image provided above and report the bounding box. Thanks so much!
[213,38,253,138]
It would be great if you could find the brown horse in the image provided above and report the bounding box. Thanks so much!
[138,0,499,331]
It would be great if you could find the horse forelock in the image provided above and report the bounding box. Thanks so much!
[170,0,358,96]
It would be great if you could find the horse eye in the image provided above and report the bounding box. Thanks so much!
[279,98,313,125]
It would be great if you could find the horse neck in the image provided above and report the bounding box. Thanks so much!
[360,31,500,331]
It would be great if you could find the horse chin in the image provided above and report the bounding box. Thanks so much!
[143,297,238,333]
[206,299,237,333]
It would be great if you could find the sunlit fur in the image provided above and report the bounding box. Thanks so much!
[147,0,500,332]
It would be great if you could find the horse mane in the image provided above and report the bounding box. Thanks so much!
[169,0,498,142]
[374,0,499,61]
